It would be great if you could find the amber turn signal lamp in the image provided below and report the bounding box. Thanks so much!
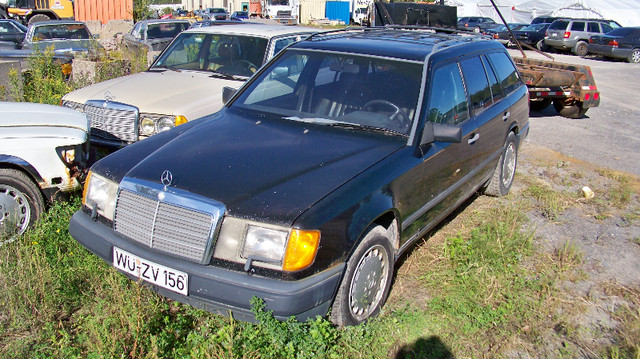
[283,229,320,271]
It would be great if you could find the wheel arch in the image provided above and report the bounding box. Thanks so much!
[26,10,59,22]
[0,154,45,185]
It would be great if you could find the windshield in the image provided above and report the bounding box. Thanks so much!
[153,32,268,77]
[32,24,90,41]
[522,24,546,31]
[233,50,423,136]
[147,22,188,40]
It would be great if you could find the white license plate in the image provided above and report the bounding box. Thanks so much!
[113,246,189,295]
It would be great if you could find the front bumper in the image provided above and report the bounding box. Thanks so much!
[69,210,344,322]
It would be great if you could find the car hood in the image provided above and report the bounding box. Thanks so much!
[0,102,87,131]
[63,70,242,121]
[96,108,405,225]
[0,102,87,144]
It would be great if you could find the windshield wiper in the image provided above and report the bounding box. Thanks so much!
[148,66,181,73]
[330,122,406,136]
[208,70,245,81]
[284,117,405,136]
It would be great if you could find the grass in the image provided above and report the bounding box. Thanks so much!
[0,180,636,357]
[0,195,567,357]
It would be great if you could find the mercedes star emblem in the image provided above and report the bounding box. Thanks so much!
[161,170,173,189]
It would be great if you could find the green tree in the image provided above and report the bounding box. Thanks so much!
[132,0,154,21]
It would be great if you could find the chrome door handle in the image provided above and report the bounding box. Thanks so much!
[468,133,480,144]
[502,111,510,121]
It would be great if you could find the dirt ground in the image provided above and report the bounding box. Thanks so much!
[513,49,640,297]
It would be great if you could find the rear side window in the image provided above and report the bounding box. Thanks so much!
[570,22,585,31]
[273,36,298,55]
[481,55,504,102]
[460,57,492,116]
[426,62,469,125]
[588,22,600,33]
[487,52,520,95]
[549,20,568,30]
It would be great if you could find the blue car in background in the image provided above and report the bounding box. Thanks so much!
[231,11,250,21]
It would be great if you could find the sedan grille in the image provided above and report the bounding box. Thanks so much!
[114,187,222,264]
[84,100,138,143]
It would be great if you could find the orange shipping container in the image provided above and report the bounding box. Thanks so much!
[74,0,133,24]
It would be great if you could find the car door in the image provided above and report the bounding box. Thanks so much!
[399,60,479,246]
[460,54,512,188]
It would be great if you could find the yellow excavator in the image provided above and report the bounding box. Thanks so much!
[0,0,74,26]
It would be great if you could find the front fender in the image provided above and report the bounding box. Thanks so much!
[0,154,43,183]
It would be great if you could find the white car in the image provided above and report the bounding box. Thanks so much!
[61,24,318,151]
[0,102,89,243]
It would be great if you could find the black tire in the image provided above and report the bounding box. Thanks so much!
[536,39,548,51]
[0,169,45,244]
[330,225,395,326]
[574,41,588,57]
[27,14,51,26]
[473,26,481,33]
[627,48,640,63]
[529,98,551,112]
[553,99,588,118]
[484,132,517,197]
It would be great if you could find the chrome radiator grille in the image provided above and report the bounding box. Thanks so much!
[114,189,218,263]
[84,100,138,142]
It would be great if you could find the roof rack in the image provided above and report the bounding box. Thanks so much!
[304,26,367,41]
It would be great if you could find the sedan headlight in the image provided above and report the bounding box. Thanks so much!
[140,117,156,135]
[157,117,175,133]
[82,171,118,221]
[214,217,320,272]
[242,225,288,262]
[139,114,188,136]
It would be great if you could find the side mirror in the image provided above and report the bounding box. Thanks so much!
[270,66,289,79]
[222,86,237,104]
[420,122,462,146]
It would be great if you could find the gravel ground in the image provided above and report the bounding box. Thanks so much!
[509,49,640,176]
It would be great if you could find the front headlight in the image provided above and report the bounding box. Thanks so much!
[140,117,155,135]
[242,225,288,263]
[139,114,188,136]
[157,117,174,133]
[214,217,320,272]
[82,171,118,221]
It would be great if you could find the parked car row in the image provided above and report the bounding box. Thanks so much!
[5,18,539,326]
[469,15,638,63]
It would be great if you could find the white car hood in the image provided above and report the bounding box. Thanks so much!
[0,102,87,133]
[63,70,243,121]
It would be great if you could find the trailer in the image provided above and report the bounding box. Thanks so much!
[514,57,599,118]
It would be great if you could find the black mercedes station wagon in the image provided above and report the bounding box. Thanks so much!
[70,28,529,326]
